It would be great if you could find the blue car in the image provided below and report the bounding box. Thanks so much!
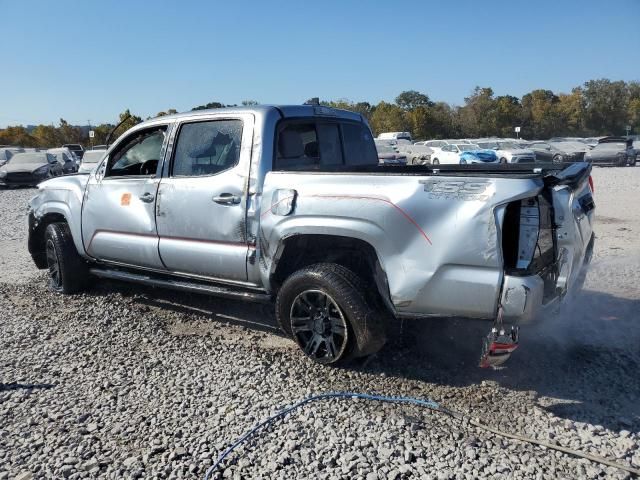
[459,146,498,164]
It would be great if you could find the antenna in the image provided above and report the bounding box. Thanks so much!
[105,113,131,147]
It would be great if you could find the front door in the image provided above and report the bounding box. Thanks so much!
[81,125,169,269]
[156,114,254,282]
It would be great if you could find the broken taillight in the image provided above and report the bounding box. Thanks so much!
[588,175,594,194]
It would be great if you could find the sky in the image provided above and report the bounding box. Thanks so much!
[1,0,639,127]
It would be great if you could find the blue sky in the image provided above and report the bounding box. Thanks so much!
[1,0,639,127]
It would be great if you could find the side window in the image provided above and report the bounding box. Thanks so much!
[317,123,343,166]
[275,123,319,170]
[275,120,377,171]
[341,123,377,166]
[172,120,243,177]
[106,127,167,178]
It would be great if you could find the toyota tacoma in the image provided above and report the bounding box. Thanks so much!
[27,105,595,366]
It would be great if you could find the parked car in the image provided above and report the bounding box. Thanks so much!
[527,141,588,163]
[77,149,107,174]
[92,145,108,150]
[377,131,412,142]
[375,143,407,165]
[47,147,79,173]
[0,152,62,187]
[0,147,25,167]
[431,143,483,164]
[27,105,594,368]
[628,135,640,164]
[476,141,536,164]
[395,143,433,165]
[63,144,85,160]
[459,148,499,164]
[584,137,636,166]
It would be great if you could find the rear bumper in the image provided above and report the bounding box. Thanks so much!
[501,233,595,324]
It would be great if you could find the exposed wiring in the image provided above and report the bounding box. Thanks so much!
[203,392,639,480]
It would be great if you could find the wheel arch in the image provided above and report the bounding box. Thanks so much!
[269,234,395,315]
[28,206,80,268]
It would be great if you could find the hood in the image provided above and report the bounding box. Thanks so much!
[464,149,498,162]
[499,148,533,155]
[37,173,90,191]
[1,161,48,173]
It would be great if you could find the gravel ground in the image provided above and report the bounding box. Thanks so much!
[1,168,639,480]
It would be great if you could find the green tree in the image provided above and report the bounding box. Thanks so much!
[192,101,226,111]
[493,95,523,137]
[521,89,562,139]
[458,87,496,137]
[0,126,37,147]
[31,124,63,148]
[557,88,584,135]
[369,101,409,135]
[322,99,375,121]
[155,108,178,117]
[582,79,629,135]
[395,90,431,110]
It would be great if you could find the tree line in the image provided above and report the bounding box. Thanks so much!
[1,78,638,148]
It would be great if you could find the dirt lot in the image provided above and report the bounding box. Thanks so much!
[0,167,638,479]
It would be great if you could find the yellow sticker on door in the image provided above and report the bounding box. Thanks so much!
[121,193,131,206]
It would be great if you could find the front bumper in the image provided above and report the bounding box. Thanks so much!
[0,173,44,186]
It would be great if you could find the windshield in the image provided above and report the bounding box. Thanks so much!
[9,153,47,165]
[82,150,106,164]
[497,142,519,149]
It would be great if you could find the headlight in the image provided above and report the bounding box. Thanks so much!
[0,170,6,178]
[34,166,49,175]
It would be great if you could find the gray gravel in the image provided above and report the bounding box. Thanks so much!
[1,169,639,479]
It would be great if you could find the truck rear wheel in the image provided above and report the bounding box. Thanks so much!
[45,223,89,294]
[276,263,386,364]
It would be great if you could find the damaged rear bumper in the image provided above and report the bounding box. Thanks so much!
[501,233,595,324]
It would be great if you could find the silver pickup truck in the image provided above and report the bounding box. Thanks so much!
[27,105,595,366]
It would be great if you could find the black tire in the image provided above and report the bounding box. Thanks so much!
[552,155,563,164]
[45,222,90,294]
[276,263,387,364]
[499,157,508,164]
[432,158,439,165]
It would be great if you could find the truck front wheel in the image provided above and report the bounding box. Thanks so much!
[45,223,89,294]
[276,263,386,364]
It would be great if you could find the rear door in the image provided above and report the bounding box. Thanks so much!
[81,125,169,269]
[156,113,254,282]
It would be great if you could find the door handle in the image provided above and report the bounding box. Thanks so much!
[212,193,241,205]
[139,192,155,203]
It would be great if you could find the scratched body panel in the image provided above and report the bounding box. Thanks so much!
[259,172,542,318]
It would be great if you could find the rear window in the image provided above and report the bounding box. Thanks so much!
[274,120,377,171]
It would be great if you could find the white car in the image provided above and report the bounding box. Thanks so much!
[78,149,107,174]
[377,131,412,142]
[477,140,536,164]
[431,143,481,165]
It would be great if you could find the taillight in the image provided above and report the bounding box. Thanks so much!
[502,195,554,273]
[588,175,594,193]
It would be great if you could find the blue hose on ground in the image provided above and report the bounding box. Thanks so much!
[203,391,640,479]
[203,392,448,480]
